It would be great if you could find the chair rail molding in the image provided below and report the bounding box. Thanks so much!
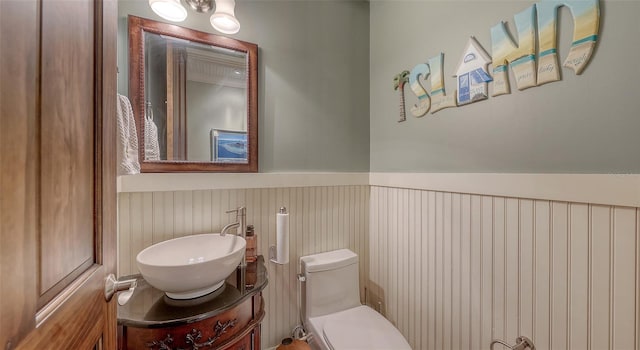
[118,172,640,207]
[369,173,640,207]
[118,172,369,193]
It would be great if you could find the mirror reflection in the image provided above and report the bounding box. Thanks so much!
[128,15,258,172]
[143,32,248,163]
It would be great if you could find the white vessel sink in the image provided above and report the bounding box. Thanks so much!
[136,233,246,299]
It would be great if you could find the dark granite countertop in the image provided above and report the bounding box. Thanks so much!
[117,256,267,329]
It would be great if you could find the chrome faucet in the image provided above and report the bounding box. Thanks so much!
[221,207,247,266]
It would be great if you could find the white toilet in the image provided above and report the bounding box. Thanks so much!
[300,249,411,350]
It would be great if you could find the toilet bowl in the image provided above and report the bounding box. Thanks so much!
[300,249,411,350]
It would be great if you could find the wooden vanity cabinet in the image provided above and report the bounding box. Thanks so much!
[118,257,267,350]
[121,293,263,350]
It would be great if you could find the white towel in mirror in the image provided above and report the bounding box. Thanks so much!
[116,94,140,175]
[144,103,161,161]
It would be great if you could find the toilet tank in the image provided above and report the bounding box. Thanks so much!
[300,249,361,320]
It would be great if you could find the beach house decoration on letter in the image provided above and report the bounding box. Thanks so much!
[455,37,493,106]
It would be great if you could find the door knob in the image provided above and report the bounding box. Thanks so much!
[105,273,137,305]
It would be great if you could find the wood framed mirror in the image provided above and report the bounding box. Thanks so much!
[129,15,258,172]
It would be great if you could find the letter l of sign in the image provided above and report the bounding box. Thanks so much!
[427,53,458,114]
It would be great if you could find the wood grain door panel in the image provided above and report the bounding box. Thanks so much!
[0,0,40,347]
[39,0,97,305]
[0,0,118,348]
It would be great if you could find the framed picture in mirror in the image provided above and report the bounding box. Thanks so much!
[211,129,248,163]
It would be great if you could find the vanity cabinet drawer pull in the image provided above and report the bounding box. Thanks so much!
[145,319,237,350]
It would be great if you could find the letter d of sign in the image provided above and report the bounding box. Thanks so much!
[536,0,600,85]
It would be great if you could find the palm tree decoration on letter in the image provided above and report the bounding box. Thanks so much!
[393,70,410,122]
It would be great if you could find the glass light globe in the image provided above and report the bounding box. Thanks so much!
[210,0,240,34]
[149,0,188,22]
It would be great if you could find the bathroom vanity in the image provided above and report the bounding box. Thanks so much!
[117,257,267,350]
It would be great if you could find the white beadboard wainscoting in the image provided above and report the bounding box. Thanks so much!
[117,173,640,349]
[369,186,639,350]
[117,185,370,348]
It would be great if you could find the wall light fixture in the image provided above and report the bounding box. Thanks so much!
[148,0,240,34]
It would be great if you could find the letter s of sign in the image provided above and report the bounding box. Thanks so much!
[409,63,431,117]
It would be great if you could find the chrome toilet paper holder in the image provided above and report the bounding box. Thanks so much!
[270,206,289,264]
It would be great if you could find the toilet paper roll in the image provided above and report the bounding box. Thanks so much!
[276,212,289,264]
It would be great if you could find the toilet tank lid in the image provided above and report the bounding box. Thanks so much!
[301,249,358,273]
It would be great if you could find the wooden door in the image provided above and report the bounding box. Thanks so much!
[0,0,117,349]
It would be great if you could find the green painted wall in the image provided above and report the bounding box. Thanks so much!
[370,1,640,173]
[119,1,639,174]
[118,0,370,172]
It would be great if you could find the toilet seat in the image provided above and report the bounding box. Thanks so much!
[310,306,411,350]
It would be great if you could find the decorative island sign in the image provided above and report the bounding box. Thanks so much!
[394,0,600,121]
